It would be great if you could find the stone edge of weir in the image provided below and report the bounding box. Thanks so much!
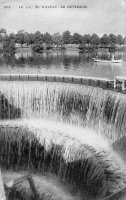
[0,73,123,93]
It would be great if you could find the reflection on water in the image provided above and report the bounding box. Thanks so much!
[0,49,126,79]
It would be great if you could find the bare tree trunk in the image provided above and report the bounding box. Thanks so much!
[27,175,40,200]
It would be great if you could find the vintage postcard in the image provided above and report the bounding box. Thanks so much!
[0,0,126,200]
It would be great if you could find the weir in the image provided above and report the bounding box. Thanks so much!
[0,73,125,94]
[0,74,114,90]
[0,78,126,199]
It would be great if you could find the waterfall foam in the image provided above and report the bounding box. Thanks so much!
[1,81,126,199]
[0,119,109,150]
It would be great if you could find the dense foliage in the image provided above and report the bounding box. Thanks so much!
[0,28,125,53]
[2,36,16,54]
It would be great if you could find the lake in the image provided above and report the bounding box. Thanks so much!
[0,49,126,80]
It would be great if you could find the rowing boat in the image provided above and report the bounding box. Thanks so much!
[92,58,123,63]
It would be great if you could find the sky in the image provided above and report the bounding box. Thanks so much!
[0,0,126,36]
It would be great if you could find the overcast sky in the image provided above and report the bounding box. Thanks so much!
[0,0,126,36]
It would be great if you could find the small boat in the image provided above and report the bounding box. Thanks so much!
[92,58,123,63]
[92,55,123,63]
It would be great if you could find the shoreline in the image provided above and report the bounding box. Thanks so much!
[0,45,125,54]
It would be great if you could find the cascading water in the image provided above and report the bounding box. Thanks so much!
[0,81,126,199]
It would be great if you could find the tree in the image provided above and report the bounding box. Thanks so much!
[28,33,35,46]
[24,32,33,46]
[101,34,110,46]
[8,33,15,42]
[62,31,72,44]
[72,33,82,44]
[82,34,91,46]
[32,32,52,52]
[0,34,3,43]
[15,30,25,46]
[117,34,124,46]
[32,43,44,53]
[43,32,52,44]
[0,28,7,34]
[124,36,126,45]
[90,34,100,47]
[78,43,86,52]
[3,36,16,54]
[0,29,7,43]
[52,32,62,46]
[109,33,117,44]
[33,31,44,44]
[32,31,44,52]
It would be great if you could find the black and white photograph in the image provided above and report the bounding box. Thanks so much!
[0,0,126,199]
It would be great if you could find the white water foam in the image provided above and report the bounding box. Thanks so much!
[0,119,109,151]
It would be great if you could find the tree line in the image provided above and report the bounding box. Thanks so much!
[0,28,125,54]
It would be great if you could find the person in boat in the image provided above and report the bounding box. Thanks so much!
[111,54,114,61]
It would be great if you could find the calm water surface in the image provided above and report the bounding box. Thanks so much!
[0,49,126,80]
